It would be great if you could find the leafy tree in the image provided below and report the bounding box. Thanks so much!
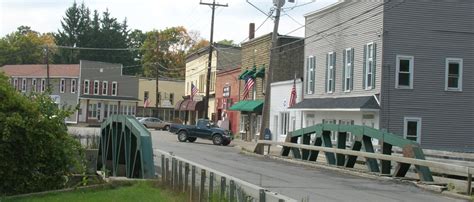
[0,73,83,195]
[0,26,56,66]
[217,39,238,46]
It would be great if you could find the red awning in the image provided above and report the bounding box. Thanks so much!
[186,101,204,111]
[174,100,184,110]
[180,100,191,111]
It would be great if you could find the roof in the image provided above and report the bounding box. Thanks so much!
[304,0,346,17]
[1,64,80,77]
[290,96,380,110]
[186,44,240,62]
[80,94,140,101]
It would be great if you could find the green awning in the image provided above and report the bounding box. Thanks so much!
[253,66,265,78]
[229,100,264,112]
[238,69,250,80]
[238,66,257,80]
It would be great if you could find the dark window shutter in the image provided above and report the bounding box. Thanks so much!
[363,45,367,89]
[306,57,310,93]
[351,48,355,90]
[312,57,316,93]
[332,53,336,92]
[372,43,377,89]
[342,50,346,91]
[325,53,329,92]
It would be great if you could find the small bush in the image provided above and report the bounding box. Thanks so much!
[0,73,84,195]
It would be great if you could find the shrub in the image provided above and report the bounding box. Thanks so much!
[0,73,84,195]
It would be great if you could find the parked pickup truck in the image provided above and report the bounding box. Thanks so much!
[169,119,232,146]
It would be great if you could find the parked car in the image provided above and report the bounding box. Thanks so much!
[170,119,232,146]
[139,117,171,130]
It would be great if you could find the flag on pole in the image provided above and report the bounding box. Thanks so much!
[242,75,255,100]
[191,83,199,100]
[144,97,151,108]
[289,79,297,107]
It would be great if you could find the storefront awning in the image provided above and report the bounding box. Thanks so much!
[238,69,250,80]
[229,100,264,112]
[289,96,380,111]
[175,100,184,110]
[186,101,204,111]
[238,66,257,80]
[180,100,191,111]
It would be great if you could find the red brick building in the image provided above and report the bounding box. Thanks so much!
[215,67,241,135]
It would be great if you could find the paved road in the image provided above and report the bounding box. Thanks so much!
[150,130,463,202]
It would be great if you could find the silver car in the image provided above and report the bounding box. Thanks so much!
[139,117,171,130]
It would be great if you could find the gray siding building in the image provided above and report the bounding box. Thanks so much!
[1,64,80,123]
[78,60,139,124]
[291,1,474,152]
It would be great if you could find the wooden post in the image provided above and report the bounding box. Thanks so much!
[161,155,165,183]
[190,165,196,202]
[220,177,226,201]
[178,161,183,191]
[165,158,170,185]
[229,180,235,202]
[259,189,266,202]
[184,163,189,193]
[209,172,214,201]
[467,173,472,196]
[171,158,176,189]
[200,169,206,202]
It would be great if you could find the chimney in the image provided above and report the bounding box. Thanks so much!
[249,23,255,40]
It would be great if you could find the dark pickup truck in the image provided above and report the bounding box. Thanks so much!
[169,119,232,146]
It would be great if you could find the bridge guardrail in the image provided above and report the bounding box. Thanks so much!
[256,140,473,196]
[154,148,297,202]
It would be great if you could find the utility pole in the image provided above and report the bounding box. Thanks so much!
[155,64,159,117]
[200,0,228,119]
[44,46,50,91]
[256,0,285,154]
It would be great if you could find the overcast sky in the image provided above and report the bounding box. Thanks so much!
[0,0,337,44]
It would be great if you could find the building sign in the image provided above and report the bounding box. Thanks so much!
[223,86,230,97]
[194,95,203,101]
[162,100,172,107]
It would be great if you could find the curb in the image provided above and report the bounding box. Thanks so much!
[239,149,473,201]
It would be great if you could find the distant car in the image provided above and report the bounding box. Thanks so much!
[135,117,144,121]
[139,117,171,130]
[170,119,232,146]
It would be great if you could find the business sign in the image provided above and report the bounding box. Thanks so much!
[194,95,203,102]
[223,86,230,97]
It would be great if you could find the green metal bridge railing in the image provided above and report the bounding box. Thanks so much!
[97,115,155,179]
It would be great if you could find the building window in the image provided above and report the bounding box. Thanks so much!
[326,52,335,93]
[445,58,463,91]
[21,78,27,92]
[60,79,65,93]
[169,93,174,105]
[280,112,290,135]
[32,79,38,92]
[41,79,46,92]
[88,104,97,118]
[93,80,99,95]
[404,117,421,143]
[84,80,90,94]
[364,43,376,90]
[112,81,117,96]
[102,81,108,95]
[396,55,414,89]
[13,78,18,90]
[240,114,248,133]
[343,48,354,92]
[71,79,76,93]
[307,56,315,94]
[210,72,216,92]
[144,91,149,99]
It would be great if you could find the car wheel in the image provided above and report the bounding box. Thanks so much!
[188,137,197,142]
[163,125,170,131]
[222,140,231,146]
[178,131,188,142]
[212,135,223,145]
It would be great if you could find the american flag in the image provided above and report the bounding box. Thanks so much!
[289,79,297,107]
[242,76,255,100]
[191,83,198,100]
[144,97,151,108]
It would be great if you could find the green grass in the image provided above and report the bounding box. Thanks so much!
[5,181,187,202]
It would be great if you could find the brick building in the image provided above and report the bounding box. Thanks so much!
[215,67,241,135]
[229,29,304,141]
